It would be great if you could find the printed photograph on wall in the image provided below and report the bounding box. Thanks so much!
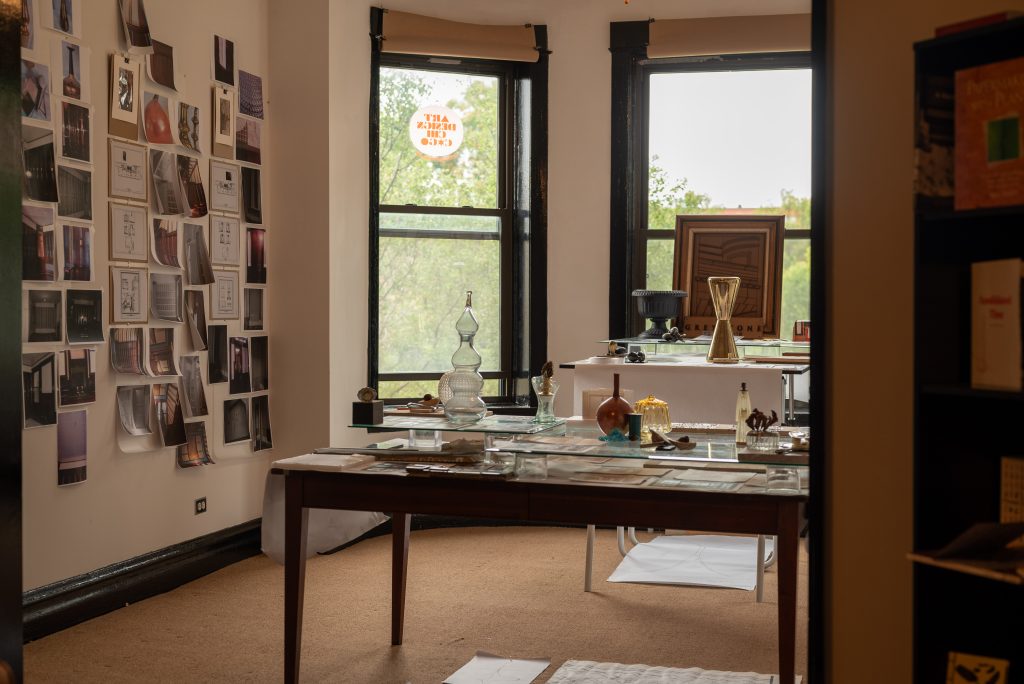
[210,215,239,266]
[58,347,96,406]
[110,326,146,375]
[152,382,186,447]
[21,0,34,50]
[177,421,213,468]
[149,272,182,323]
[24,289,62,343]
[109,56,141,140]
[250,335,268,392]
[208,324,228,384]
[209,159,239,214]
[22,204,56,282]
[50,0,81,37]
[22,352,57,428]
[211,86,234,158]
[56,165,92,220]
[108,203,147,262]
[243,288,263,332]
[22,127,58,202]
[150,149,186,215]
[108,139,147,202]
[212,34,234,86]
[245,227,266,284]
[238,70,264,119]
[147,39,175,90]
[57,409,87,486]
[223,398,250,445]
[151,218,180,267]
[179,355,208,419]
[118,0,152,52]
[58,40,89,102]
[183,223,214,285]
[241,166,261,224]
[143,91,172,144]
[178,102,200,153]
[251,394,272,452]
[211,270,238,320]
[21,59,51,122]
[228,336,250,395]
[65,289,103,344]
[59,101,90,162]
[176,154,208,218]
[235,117,261,165]
[116,384,152,436]
[148,327,178,376]
[110,266,147,324]
[184,290,208,350]
[61,223,91,281]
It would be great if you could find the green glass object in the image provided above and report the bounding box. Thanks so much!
[444,291,487,423]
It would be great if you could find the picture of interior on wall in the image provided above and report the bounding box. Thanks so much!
[148,327,178,376]
[176,154,208,218]
[152,382,186,447]
[213,34,234,86]
[109,57,141,140]
[235,117,261,165]
[183,223,215,285]
[224,398,249,445]
[116,384,152,436]
[152,218,180,267]
[61,224,91,281]
[22,205,56,282]
[148,40,175,91]
[58,348,96,406]
[22,0,34,50]
[150,272,183,323]
[229,336,250,394]
[150,149,186,215]
[238,70,264,119]
[23,127,59,203]
[243,288,263,331]
[178,103,200,152]
[246,227,266,284]
[22,352,57,428]
[241,166,261,224]
[60,101,90,162]
[184,290,208,350]
[65,289,103,344]
[21,59,51,122]
[59,40,88,101]
[251,394,272,452]
[143,92,172,144]
[25,289,62,343]
[57,409,87,486]
[57,165,92,221]
[179,355,208,418]
[50,0,81,37]
[177,421,214,468]
[110,327,146,375]
[118,0,152,52]
[250,335,268,391]
[208,324,228,384]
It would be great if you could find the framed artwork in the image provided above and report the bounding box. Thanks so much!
[210,215,239,266]
[109,203,148,262]
[110,265,149,324]
[672,215,785,339]
[108,138,147,202]
[209,159,240,214]
[210,270,238,320]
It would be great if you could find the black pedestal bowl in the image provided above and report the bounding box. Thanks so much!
[632,289,687,339]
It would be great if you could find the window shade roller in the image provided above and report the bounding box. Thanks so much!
[381,10,540,62]
[647,14,810,58]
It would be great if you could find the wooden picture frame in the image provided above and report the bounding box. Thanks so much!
[110,265,148,324]
[108,138,148,202]
[108,202,149,262]
[672,215,785,339]
[210,269,239,320]
[209,159,240,214]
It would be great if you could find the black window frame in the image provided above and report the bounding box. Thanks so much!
[369,9,548,409]
[609,21,812,338]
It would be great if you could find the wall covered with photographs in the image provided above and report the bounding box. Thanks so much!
[19,0,272,590]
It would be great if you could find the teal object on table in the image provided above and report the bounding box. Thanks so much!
[598,428,629,442]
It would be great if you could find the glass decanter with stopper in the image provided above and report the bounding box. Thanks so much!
[443,291,487,423]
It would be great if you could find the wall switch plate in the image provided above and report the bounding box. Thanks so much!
[194,497,207,515]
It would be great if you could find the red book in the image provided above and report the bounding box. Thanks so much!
[935,11,1022,37]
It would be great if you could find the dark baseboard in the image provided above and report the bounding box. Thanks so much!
[23,519,261,642]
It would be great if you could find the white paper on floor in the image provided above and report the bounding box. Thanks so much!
[607,535,775,591]
[444,651,550,684]
[547,659,801,684]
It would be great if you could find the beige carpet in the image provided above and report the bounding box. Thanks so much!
[25,527,808,683]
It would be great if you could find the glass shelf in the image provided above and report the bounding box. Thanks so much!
[350,414,565,435]
[603,336,809,350]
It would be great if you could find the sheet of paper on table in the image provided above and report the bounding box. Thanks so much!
[272,453,372,472]
[570,473,652,485]
[444,651,550,684]
[671,468,757,483]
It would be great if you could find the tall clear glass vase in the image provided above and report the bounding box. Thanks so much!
[443,291,487,424]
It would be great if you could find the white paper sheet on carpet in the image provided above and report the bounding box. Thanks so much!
[444,651,550,684]
[547,659,801,684]
[607,535,774,590]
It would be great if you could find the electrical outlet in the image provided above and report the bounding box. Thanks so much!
[194,497,207,515]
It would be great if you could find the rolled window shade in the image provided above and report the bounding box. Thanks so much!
[381,10,539,62]
[647,14,810,58]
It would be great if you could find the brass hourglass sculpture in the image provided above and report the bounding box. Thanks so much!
[706,276,740,363]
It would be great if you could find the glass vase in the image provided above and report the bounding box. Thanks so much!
[444,291,487,424]
[531,376,559,424]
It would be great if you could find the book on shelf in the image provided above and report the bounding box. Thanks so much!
[914,74,954,209]
[946,651,1010,684]
[935,11,1023,37]
[971,258,1023,391]
[955,56,1024,210]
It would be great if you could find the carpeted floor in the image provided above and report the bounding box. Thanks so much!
[24,527,808,683]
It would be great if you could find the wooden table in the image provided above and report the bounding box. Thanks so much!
[276,457,806,683]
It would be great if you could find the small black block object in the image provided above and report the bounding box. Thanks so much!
[352,399,384,424]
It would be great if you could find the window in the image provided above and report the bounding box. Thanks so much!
[369,41,548,405]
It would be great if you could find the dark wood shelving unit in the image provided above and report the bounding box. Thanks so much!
[913,17,1024,681]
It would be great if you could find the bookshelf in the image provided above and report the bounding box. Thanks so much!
[913,17,1024,681]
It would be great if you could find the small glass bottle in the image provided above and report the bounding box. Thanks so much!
[443,291,487,423]
[735,382,752,445]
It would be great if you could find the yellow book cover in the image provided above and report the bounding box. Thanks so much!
[946,651,1009,684]
[955,56,1024,210]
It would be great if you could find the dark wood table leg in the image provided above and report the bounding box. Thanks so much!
[776,501,800,684]
[391,512,412,646]
[284,473,309,684]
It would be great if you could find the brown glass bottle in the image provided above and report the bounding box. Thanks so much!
[596,372,631,435]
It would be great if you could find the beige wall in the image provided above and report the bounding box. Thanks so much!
[825,1,1024,681]
[22,0,272,590]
